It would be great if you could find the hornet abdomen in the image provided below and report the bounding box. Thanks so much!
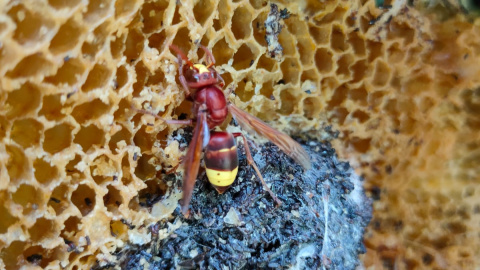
[204,131,238,194]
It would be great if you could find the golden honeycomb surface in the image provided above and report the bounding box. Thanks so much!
[0,0,479,269]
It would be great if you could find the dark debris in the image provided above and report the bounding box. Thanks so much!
[110,138,372,269]
[26,254,42,265]
[265,4,287,62]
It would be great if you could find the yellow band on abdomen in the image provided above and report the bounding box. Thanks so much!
[206,167,238,187]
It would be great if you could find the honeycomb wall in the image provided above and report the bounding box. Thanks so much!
[0,0,479,269]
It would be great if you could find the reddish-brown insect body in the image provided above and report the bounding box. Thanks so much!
[193,86,229,129]
[136,45,311,217]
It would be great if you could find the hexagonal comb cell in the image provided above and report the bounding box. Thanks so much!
[83,21,112,58]
[315,48,334,73]
[141,1,169,33]
[134,154,156,181]
[109,125,132,153]
[49,18,84,54]
[83,0,112,24]
[133,125,156,152]
[48,184,70,215]
[232,6,253,40]
[71,99,110,124]
[7,4,55,45]
[371,60,391,87]
[44,58,86,86]
[12,184,44,215]
[303,96,322,119]
[43,123,73,154]
[90,154,117,185]
[6,144,30,184]
[23,245,62,268]
[110,32,127,58]
[103,185,123,212]
[34,158,59,185]
[297,36,316,66]
[232,44,257,70]
[71,184,96,216]
[124,28,145,63]
[280,57,301,84]
[0,241,26,268]
[336,54,354,78]
[28,217,58,242]
[114,65,129,90]
[212,38,235,66]
[5,83,41,119]
[193,0,215,26]
[279,88,300,115]
[252,11,269,47]
[330,27,348,53]
[10,118,43,148]
[6,53,56,79]
[0,202,18,234]
[38,94,66,121]
[74,124,106,152]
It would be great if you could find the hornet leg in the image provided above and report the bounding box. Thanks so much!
[233,132,282,206]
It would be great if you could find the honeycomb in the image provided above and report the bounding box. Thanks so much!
[0,0,479,269]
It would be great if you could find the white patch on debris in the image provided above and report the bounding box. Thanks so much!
[291,210,300,218]
[290,244,316,270]
[158,219,183,241]
[189,249,199,258]
[223,207,242,226]
[128,229,151,245]
[347,168,365,206]
[320,181,331,270]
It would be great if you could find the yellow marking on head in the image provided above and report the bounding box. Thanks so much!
[193,64,209,74]
[217,146,236,153]
[206,167,238,187]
